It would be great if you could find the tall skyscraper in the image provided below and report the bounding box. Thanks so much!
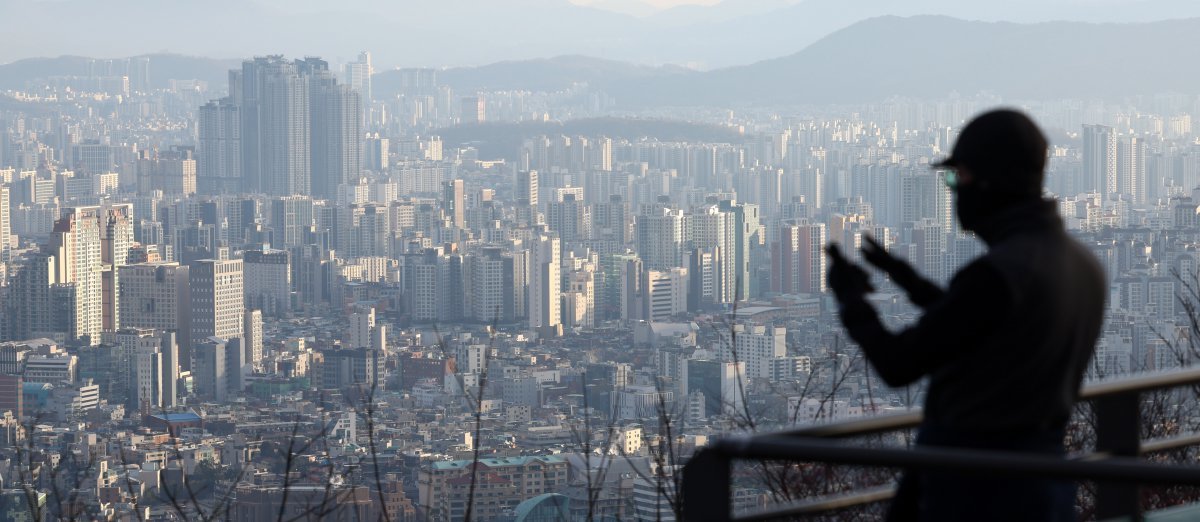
[239,56,311,196]
[310,62,362,200]
[773,220,826,294]
[1083,124,1117,199]
[100,204,135,332]
[0,185,10,263]
[910,218,947,283]
[529,234,561,337]
[636,204,687,270]
[516,170,539,207]
[244,309,263,368]
[347,305,377,349]
[443,179,465,229]
[467,247,515,324]
[343,51,373,101]
[4,252,56,341]
[547,192,591,243]
[243,248,290,317]
[269,195,314,249]
[50,206,104,345]
[197,98,242,194]
[234,56,360,198]
[1118,136,1147,205]
[189,259,244,361]
[690,205,734,303]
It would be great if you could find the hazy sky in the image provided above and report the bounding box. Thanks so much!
[4,0,1199,68]
[572,0,721,9]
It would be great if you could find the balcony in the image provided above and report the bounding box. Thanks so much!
[682,367,1200,521]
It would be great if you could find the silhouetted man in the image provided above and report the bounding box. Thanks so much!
[827,109,1105,521]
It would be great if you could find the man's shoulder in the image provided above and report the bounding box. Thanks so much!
[976,232,1105,286]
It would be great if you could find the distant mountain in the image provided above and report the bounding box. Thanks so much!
[0,54,240,91]
[618,15,1200,106]
[374,56,697,97]
[379,16,1200,107]
[6,17,1200,108]
[8,0,1200,69]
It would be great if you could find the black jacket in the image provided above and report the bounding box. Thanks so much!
[840,199,1106,434]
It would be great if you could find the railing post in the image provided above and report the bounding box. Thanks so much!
[682,448,730,521]
[1095,393,1141,520]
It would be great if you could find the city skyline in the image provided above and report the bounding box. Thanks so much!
[1,2,1199,519]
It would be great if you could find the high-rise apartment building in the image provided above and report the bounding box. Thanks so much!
[239,56,311,196]
[690,205,734,303]
[1083,124,1118,199]
[347,305,385,350]
[636,204,687,270]
[48,208,101,342]
[547,192,591,242]
[269,196,314,249]
[244,309,263,368]
[466,248,515,324]
[716,323,786,380]
[197,98,242,194]
[342,51,372,101]
[642,268,689,321]
[442,179,465,229]
[910,218,946,283]
[0,185,10,263]
[3,253,55,341]
[243,248,290,317]
[773,219,826,294]
[1118,136,1147,205]
[516,170,539,207]
[528,234,561,337]
[310,63,362,200]
[136,148,196,196]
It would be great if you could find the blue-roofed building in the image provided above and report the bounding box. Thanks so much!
[144,411,202,435]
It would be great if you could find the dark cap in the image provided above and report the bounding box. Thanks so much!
[933,109,1048,193]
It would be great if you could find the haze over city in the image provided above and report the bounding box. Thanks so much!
[2,0,1200,520]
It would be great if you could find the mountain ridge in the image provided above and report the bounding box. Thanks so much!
[6,16,1200,106]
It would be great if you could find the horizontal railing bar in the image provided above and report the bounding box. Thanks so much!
[769,368,1200,442]
[1141,432,1200,454]
[780,410,922,438]
[711,436,1200,485]
[735,485,896,521]
[1080,367,1200,399]
[731,447,1190,521]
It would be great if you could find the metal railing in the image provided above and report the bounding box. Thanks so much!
[681,367,1200,521]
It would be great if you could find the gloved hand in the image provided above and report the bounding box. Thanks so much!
[859,234,945,308]
[826,244,874,303]
[861,235,919,287]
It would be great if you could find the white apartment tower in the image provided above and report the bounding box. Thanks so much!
[717,324,787,380]
[1083,124,1118,199]
[49,207,104,344]
[528,234,562,337]
[0,185,10,262]
[244,309,263,368]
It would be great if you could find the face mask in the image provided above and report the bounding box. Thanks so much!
[954,184,989,232]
